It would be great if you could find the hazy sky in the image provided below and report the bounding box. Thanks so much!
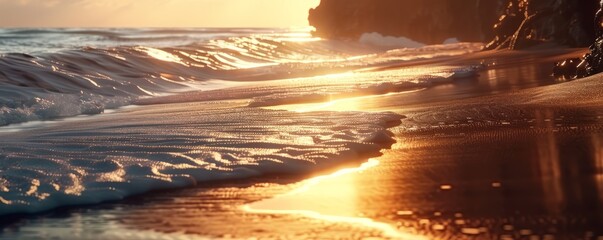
[0,0,321,28]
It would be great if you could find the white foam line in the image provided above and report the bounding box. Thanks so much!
[0,105,139,133]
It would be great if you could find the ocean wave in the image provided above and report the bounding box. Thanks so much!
[0,105,403,215]
[0,29,482,127]
[0,29,485,216]
[0,32,343,126]
[359,32,426,48]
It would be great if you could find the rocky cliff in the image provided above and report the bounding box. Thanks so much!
[487,0,598,49]
[554,2,603,78]
[308,0,500,45]
[309,0,599,49]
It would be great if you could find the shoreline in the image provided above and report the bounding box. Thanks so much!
[0,97,403,216]
[244,71,603,239]
[243,158,429,240]
[3,47,602,239]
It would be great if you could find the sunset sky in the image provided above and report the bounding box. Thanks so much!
[0,0,320,28]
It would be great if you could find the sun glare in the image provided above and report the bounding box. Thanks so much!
[0,0,321,28]
[136,47,188,66]
[244,159,428,240]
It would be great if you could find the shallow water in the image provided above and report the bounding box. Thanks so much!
[0,27,599,239]
[248,116,603,239]
[0,28,480,127]
[0,28,488,217]
[248,49,603,239]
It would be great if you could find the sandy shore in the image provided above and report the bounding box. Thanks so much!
[3,47,603,239]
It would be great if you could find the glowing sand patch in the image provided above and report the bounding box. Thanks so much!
[244,159,427,240]
[265,90,425,113]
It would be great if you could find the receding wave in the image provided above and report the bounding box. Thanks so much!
[0,29,482,127]
[0,29,485,216]
[0,105,403,215]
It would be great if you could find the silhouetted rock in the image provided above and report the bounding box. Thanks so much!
[553,58,584,79]
[308,0,500,45]
[486,0,598,50]
[309,0,598,49]
[554,1,603,78]
[308,0,603,77]
[581,3,603,77]
[584,38,603,76]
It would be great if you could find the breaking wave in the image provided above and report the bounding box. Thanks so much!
[0,28,483,215]
[0,28,482,127]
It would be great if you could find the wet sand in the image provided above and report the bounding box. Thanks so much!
[3,48,603,239]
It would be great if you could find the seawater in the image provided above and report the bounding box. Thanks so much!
[0,28,482,215]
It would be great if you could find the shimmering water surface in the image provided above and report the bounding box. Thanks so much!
[0,28,601,239]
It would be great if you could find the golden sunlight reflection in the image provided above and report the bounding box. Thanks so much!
[265,95,371,112]
[244,159,428,240]
[266,90,422,113]
[274,32,322,42]
[136,47,188,66]
[533,109,565,214]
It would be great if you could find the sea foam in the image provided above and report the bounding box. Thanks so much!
[359,32,426,48]
[0,105,403,215]
[0,29,483,216]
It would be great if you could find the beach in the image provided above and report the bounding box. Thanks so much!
[2,34,602,239]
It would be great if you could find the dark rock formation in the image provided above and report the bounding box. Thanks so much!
[583,39,603,76]
[309,0,598,49]
[582,3,603,76]
[308,0,501,45]
[486,0,599,50]
[309,0,603,77]
[553,1,603,79]
[553,58,585,78]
